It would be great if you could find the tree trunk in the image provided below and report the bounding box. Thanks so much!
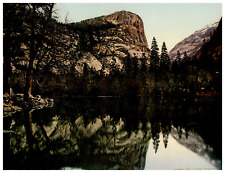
[24,109,34,152]
[3,56,11,95]
[3,29,11,94]
[24,60,34,101]
[24,4,36,102]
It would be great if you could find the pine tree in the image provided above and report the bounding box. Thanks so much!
[183,51,188,62]
[140,53,147,73]
[176,51,181,65]
[125,54,132,79]
[163,133,169,148]
[132,56,138,79]
[160,42,170,68]
[140,53,147,92]
[150,37,160,70]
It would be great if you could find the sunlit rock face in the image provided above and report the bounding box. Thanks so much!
[66,10,151,75]
[11,11,150,76]
[169,19,220,62]
[195,18,222,65]
[103,10,148,47]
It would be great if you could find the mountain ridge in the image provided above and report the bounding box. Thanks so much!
[69,10,151,75]
[169,18,220,61]
[11,10,151,76]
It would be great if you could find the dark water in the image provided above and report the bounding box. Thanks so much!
[3,96,222,170]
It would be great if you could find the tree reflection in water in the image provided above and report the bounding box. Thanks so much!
[3,96,222,170]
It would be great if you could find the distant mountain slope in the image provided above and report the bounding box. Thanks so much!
[169,19,220,61]
[195,18,222,73]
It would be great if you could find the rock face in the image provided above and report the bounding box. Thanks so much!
[70,10,150,75]
[11,10,150,76]
[103,10,148,47]
[169,18,220,62]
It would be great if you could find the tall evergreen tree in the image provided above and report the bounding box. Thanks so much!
[183,51,189,62]
[150,37,160,70]
[125,54,132,79]
[175,51,181,65]
[132,56,138,79]
[140,53,147,73]
[160,42,170,68]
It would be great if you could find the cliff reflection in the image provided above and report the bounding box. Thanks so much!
[3,96,222,170]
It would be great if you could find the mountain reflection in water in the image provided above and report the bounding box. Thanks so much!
[3,96,222,170]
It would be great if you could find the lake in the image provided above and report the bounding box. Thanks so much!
[3,95,222,170]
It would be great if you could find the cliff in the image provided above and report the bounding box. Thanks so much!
[11,11,150,76]
[69,10,150,75]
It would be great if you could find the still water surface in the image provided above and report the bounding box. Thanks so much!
[3,96,222,170]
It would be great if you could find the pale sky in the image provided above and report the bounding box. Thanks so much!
[55,3,222,52]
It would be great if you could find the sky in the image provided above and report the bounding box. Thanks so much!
[55,3,222,52]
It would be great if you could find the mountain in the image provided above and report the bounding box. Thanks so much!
[195,18,222,92]
[195,18,222,67]
[65,10,150,75]
[169,19,220,61]
[11,10,150,76]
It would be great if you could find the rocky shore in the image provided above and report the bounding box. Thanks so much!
[3,92,54,116]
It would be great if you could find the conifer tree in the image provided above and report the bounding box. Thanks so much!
[132,56,138,79]
[150,37,160,70]
[175,51,181,65]
[140,53,147,73]
[125,54,132,79]
[160,42,170,68]
[183,51,188,62]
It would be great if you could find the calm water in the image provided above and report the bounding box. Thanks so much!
[3,96,222,170]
